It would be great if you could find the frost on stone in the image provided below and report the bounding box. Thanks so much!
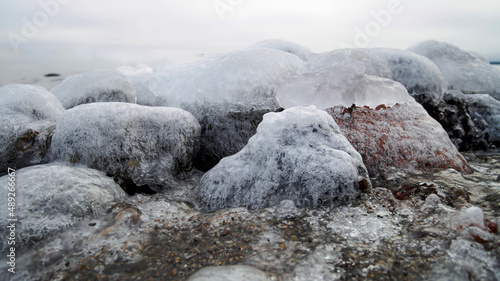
[149,49,304,170]
[117,65,166,106]
[408,40,500,99]
[195,106,370,211]
[465,93,500,145]
[187,265,273,281]
[0,163,126,251]
[51,70,136,109]
[327,101,473,177]
[367,48,447,107]
[0,84,65,174]
[50,103,201,193]
[248,39,314,61]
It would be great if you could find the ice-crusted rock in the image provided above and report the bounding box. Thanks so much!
[249,39,314,61]
[187,265,273,281]
[0,163,126,251]
[367,48,447,107]
[150,49,304,170]
[51,70,136,109]
[0,84,65,174]
[50,103,200,193]
[408,40,500,99]
[195,106,370,211]
[326,101,473,177]
[465,93,500,146]
[117,65,166,106]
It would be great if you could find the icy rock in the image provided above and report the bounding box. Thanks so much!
[249,39,314,61]
[450,207,486,231]
[367,48,447,107]
[277,62,413,109]
[50,103,201,193]
[150,49,304,170]
[326,101,473,177]
[51,70,136,109]
[187,265,273,281]
[0,84,65,174]
[0,163,126,251]
[468,50,489,63]
[424,194,442,208]
[117,65,166,106]
[408,40,500,99]
[195,106,370,211]
[465,93,500,145]
[307,48,393,78]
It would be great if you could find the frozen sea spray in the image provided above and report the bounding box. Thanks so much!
[51,103,200,193]
[51,70,136,109]
[0,163,126,251]
[195,106,370,211]
[0,84,65,174]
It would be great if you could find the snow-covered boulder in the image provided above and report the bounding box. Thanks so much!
[117,65,166,106]
[50,103,201,193]
[0,163,126,251]
[195,106,370,211]
[327,101,473,177]
[150,49,304,170]
[408,40,500,99]
[0,84,65,174]
[249,39,314,61]
[51,70,136,109]
[466,94,500,145]
[367,48,447,107]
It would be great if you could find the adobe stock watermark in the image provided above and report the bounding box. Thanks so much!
[8,0,73,54]
[213,0,244,21]
[6,168,17,274]
[339,0,405,49]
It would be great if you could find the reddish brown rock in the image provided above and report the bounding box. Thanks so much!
[326,102,472,177]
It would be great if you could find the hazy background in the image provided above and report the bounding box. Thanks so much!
[1,0,499,87]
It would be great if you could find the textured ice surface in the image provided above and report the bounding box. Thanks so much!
[408,40,500,99]
[51,70,136,109]
[187,265,273,281]
[51,102,201,192]
[465,93,500,144]
[0,163,126,252]
[116,65,166,106]
[149,48,304,108]
[0,84,65,174]
[249,39,314,61]
[327,102,472,177]
[195,106,370,211]
[368,48,447,106]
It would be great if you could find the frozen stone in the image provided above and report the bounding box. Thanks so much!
[150,49,304,170]
[424,194,442,208]
[450,207,486,231]
[117,65,166,106]
[0,84,65,174]
[50,102,201,193]
[51,70,136,109]
[0,163,126,251]
[367,48,447,107]
[326,101,473,177]
[249,39,314,61]
[465,93,500,145]
[195,106,370,211]
[408,40,500,99]
[187,265,273,281]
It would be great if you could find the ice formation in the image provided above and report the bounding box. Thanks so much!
[0,163,126,251]
[327,101,473,177]
[465,93,500,145]
[0,84,65,174]
[149,49,304,170]
[195,106,370,211]
[116,65,166,106]
[249,39,314,61]
[50,102,201,192]
[367,48,447,106]
[408,40,500,99]
[187,265,273,281]
[51,70,136,109]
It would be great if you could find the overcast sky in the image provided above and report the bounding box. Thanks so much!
[1,0,499,82]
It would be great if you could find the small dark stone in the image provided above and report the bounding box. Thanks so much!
[496,175,500,182]
[88,222,96,226]
[44,73,61,77]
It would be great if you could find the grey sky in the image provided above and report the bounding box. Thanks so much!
[1,0,500,83]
